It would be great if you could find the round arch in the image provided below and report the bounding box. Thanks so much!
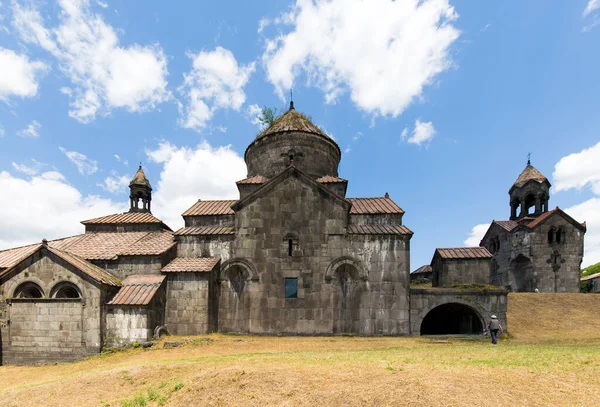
[420,302,484,335]
[220,258,259,282]
[325,256,368,282]
[12,281,45,299]
[50,282,82,299]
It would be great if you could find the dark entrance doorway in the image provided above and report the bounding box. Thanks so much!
[420,303,483,335]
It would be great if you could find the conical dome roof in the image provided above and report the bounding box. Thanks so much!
[130,165,152,188]
[257,103,327,139]
[512,161,548,189]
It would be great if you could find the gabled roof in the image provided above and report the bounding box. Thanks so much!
[526,207,586,231]
[0,243,121,287]
[182,200,236,216]
[236,175,269,185]
[493,220,520,232]
[434,247,492,260]
[231,164,352,213]
[348,197,405,214]
[107,274,164,305]
[161,257,220,273]
[510,162,550,191]
[316,175,347,183]
[81,212,169,229]
[175,226,235,236]
[257,106,327,139]
[347,224,413,236]
[412,265,433,274]
[130,165,152,188]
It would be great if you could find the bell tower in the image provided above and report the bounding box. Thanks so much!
[509,159,550,220]
[129,165,152,213]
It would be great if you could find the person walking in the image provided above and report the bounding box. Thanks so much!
[486,315,503,344]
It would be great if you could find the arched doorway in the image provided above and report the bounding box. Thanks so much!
[420,303,483,335]
[510,255,533,292]
[331,262,362,334]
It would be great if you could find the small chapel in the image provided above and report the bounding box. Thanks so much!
[0,103,586,365]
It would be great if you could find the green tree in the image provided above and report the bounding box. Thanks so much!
[257,106,280,127]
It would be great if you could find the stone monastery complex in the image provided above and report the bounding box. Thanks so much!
[0,103,586,364]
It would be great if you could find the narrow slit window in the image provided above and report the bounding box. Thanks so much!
[285,278,298,299]
[288,239,293,256]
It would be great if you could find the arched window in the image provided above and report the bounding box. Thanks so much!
[548,228,556,244]
[13,282,44,299]
[556,228,564,244]
[283,232,298,257]
[50,282,81,299]
[228,266,246,296]
[524,194,536,215]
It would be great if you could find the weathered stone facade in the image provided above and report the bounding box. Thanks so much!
[2,105,577,365]
[479,162,586,293]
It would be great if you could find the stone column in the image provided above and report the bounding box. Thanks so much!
[535,195,542,214]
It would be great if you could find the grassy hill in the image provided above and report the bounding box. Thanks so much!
[0,293,598,406]
[508,292,600,340]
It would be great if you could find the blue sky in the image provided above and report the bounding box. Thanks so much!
[1,0,599,269]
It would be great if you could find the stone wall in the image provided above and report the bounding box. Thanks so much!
[482,214,584,292]
[409,288,508,335]
[2,299,90,364]
[217,172,412,335]
[245,131,341,179]
[165,273,216,335]
[184,214,235,227]
[0,251,112,365]
[102,254,173,281]
[432,257,491,286]
[176,235,233,259]
[349,213,404,226]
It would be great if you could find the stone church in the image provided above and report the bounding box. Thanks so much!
[0,103,586,365]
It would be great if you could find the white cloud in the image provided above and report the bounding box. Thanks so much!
[553,141,600,195]
[402,119,436,146]
[261,0,459,116]
[16,120,41,138]
[96,0,108,8]
[59,147,98,175]
[552,141,600,267]
[146,141,246,229]
[114,154,129,166]
[0,170,126,249]
[565,198,599,268]
[0,125,5,137]
[464,223,490,247]
[12,0,170,123]
[0,47,47,102]
[179,47,255,130]
[583,0,600,17]
[11,158,45,176]
[245,103,264,128]
[99,172,129,193]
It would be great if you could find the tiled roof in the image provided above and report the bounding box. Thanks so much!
[130,165,152,188]
[236,175,268,184]
[412,265,433,274]
[581,272,600,281]
[81,212,164,225]
[182,200,236,216]
[348,198,405,214]
[118,231,176,256]
[493,220,520,232]
[512,163,548,189]
[107,274,164,305]
[161,257,220,273]
[316,175,347,183]
[347,224,413,235]
[175,226,235,236]
[0,243,43,268]
[0,244,121,287]
[47,247,121,287]
[526,208,558,229]
[435,247,493,259]
[257,107,327,139]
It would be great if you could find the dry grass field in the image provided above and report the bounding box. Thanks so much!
[1,293,599,407]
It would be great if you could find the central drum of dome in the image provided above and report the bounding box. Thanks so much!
[244,105,341,179]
